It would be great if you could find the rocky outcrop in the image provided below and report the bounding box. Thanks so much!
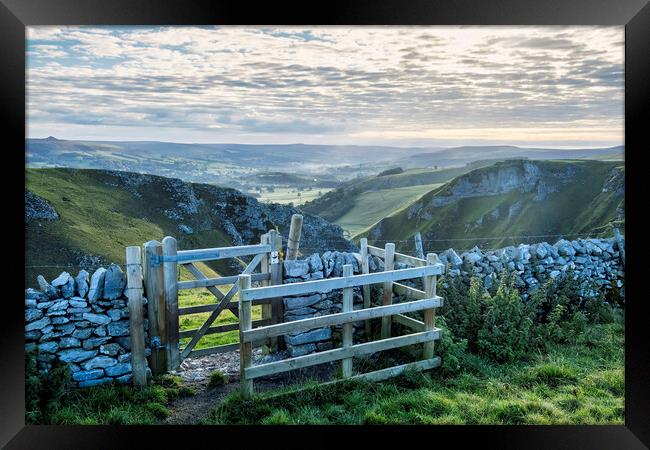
[25,267,151,387]
[99,170,354,257]
[430,161,576,207]
[25,191,59,222]
[198,184,355,255]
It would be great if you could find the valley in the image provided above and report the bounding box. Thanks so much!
[25,138,625,284]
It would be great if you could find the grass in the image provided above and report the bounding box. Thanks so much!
[336,183,443,237]
[29,319,623,425]
[44,374,194,425]
[202,321,624,425]
[178,286,262,350]
[208,371,230,387]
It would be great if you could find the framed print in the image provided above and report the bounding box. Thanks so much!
[2,0,648,447]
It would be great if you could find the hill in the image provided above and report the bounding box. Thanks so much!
[25,168,353,284]
[26,138,623,191]
[300,161,497,236]
[359,160,625,252]
[399,145,624,169]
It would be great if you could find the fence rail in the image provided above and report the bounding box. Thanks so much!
[367,244,427,267]
[240,265,443,301]
[238,256,443,398]
[152,244,272,266]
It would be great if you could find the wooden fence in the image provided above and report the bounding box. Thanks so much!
[237,247,444,398]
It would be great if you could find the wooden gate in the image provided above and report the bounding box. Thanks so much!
[236,252,445,398]
[142,229,284,372]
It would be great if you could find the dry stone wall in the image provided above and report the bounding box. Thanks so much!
[437,236,625,299]
[280,236,625,358]
[25,264,151,387]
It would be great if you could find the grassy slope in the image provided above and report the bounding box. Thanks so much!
[359,160,624,251]
[25,168,235,284]
[203,320,623,425]
[336,183,443,237]
[301,162,494,236]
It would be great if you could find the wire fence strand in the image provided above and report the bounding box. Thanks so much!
[25,229,620,270]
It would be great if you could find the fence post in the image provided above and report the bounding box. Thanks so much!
[143,240,167,375]
[381,243,395,339]
[286,213,303,260]
[260,232,272,353]
[614,228,625,269]
[360,238,371,338]
[268,229,285,351]
[414,232,424,260]
[126,246,147,387]
[162,236,180,370]
[423,253,439,360]
[342,264,354,378]
[239,274,254,399]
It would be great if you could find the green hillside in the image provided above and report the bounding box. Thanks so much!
[359,160,624,253]
[25,169,233,283]
[300,161,495,236]
[25,168,352,286]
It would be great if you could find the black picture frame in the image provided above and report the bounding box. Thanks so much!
[2,0,648,447]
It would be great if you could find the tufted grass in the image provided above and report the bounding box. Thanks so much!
[202,321,624,425]
[43,374,193,425]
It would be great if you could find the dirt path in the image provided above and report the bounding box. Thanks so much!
[163,380,239,424]
[162,348,339,424]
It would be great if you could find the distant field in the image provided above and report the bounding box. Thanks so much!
[337,183,443,237]
[255,187,333,205]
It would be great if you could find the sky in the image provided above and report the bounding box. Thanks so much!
[27,26,624,149]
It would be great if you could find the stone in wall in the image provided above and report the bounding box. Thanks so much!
[25,266,151,388]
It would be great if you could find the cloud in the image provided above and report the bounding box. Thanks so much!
[26,26,624,147]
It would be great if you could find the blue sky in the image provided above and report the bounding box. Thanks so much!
[27,26,624,148]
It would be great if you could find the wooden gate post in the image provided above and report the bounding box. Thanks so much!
[126,246,147,387]
[239,274,254,399]
[143,240,167,375]
[341,264,354,378]
[381,243,395,339]
[162,236,180,371]
[285,214,303,260]
[423,253,439,360]
[260,233,271,319]
[414,232,425,260]
[268,229,285,351]
[360,238,371,337]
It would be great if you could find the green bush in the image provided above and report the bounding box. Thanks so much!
[434,316,469,375]
[25,350,72,424]
[477,273,533,363]
[439,275,487,352]
[438,267,620,364]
